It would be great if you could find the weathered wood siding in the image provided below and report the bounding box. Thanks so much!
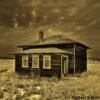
[29,55,41,76]
[62,46,87,74]
[15,44,87,77]
[15,54,61,78]
[59,46,87,74]
[15,55,31,75]
[40,54,61,78]
[68,55,74,73]
[61,48,74,73]
[15,55,22,72]
[75,46,87,73]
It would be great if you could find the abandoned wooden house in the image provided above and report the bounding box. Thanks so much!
[14,31,90,78]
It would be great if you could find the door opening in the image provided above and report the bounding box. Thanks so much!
[61,56,68,77]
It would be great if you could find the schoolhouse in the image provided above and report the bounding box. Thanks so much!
[14,31,90,78]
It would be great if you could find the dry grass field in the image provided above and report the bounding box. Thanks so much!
[0,59,100,100]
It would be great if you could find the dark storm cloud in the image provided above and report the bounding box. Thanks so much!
[0,0,100,58]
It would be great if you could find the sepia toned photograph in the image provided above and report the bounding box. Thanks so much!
[0,0,100,100]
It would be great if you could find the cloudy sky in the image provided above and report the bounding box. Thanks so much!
[0,0,100,58]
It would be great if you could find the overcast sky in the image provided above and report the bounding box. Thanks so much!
[0,0,100,59]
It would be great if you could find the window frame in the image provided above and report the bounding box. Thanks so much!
[43,55,51,69]
[32,55,39,68]
[22,55,29,68]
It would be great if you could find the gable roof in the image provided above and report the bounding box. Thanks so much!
[18,35,90,49]
[13,47,73,54]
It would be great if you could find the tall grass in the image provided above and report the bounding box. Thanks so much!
[0,60,100,100]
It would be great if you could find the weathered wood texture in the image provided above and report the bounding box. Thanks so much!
[15,55,31,76]
[63,45,87,74]
[68,55,74,73]
[15,44,87,77]
[40,54,61,78]
[15,54,62,78]
[75,45,87,73]
[15,55,22,72]
[57,47,74,73]
[59,45,87,74]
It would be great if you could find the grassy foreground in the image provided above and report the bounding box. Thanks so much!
[0,60,100,100]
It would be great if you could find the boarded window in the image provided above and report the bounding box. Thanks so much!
[43,55,51,69]
[22,55,28,68]
[32,55,39,68]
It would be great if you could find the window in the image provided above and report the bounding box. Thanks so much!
[32,55,39,68]
[43,55,51,69]
[22,55,28,68]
